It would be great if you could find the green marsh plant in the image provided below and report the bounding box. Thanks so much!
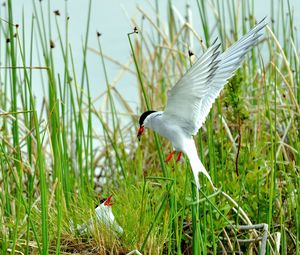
[0,0,299,254]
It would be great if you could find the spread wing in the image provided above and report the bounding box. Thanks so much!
[163,18,267,136]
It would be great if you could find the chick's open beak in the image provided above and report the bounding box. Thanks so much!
[104,194,113,206]
[137,126,144,141]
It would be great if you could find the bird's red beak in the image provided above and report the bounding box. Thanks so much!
[137,126,144,141]
[104,194,113,206]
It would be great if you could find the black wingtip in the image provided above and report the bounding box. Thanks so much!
[260,16,268,23]
[257,16,268,27]
[211,37,219,46]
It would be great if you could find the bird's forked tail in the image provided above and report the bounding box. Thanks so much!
[185,141,215,190]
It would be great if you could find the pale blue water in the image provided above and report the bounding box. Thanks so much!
[1,0,299,180]
[2,0,300,123]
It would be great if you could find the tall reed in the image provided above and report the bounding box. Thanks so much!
[0,0,299,254]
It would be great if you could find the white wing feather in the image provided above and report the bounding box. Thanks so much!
[163,18,267,136]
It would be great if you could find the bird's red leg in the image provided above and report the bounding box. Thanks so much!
[176,151,182,162]
[165,151,175,162]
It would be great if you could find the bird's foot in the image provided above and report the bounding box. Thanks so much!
[165,151,175,162]
[176,151,182,162]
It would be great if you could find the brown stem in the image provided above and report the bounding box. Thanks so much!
[235,119,241,176]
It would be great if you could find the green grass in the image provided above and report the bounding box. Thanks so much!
[0,0,299,254]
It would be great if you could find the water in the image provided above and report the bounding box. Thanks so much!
[1,0,300,120]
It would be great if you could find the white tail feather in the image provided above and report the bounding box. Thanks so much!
[185,140,215,190]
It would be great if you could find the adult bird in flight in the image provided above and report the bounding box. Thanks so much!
[137,18,267,189]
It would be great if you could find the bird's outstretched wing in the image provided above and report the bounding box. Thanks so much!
[163,18,267,136]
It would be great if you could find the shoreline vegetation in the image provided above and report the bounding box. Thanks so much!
[0,0,299,254]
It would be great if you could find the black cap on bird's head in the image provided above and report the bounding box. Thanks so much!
[137,110,156,141]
